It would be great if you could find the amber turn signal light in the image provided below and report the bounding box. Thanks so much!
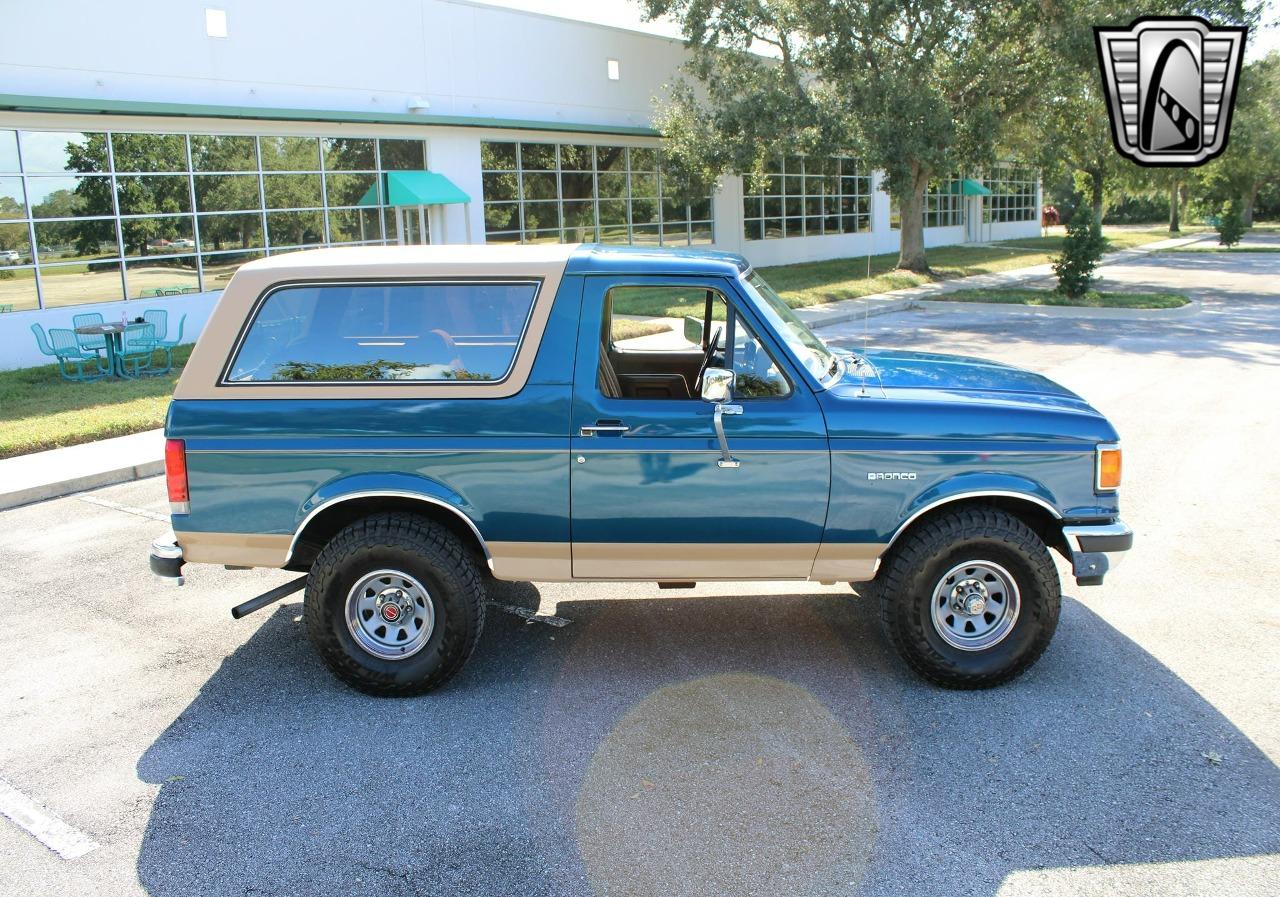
[1097,446,1122,491]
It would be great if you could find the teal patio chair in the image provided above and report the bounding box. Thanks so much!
[152,312,185,373]
[142,308,169,341]
[32,324,107,381]
[119,322,161,378]
[72,312,109,358]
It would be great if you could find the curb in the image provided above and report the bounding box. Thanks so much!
[914,297,1203,319]
[799,297,916,330]
[0,460,164,512]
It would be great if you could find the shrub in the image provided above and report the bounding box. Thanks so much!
[1053,207,1106,298]
[1216,199,1246,247]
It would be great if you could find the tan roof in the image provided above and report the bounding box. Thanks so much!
[238,242,582,275]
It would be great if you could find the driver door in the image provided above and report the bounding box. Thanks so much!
[569,275,831,580]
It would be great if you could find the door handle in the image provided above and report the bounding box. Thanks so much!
[713,403,743,468]
[580,422,630,437]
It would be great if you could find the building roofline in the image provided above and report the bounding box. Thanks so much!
[0,93,661,138]
[446,0,686,46]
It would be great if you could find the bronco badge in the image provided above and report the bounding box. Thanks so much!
[1094,16,1246,167]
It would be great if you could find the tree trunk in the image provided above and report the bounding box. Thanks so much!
[1243,183,1257,226]
[1090,172,1104,225]
[1169,180,1180,233]
[896,162,931,273]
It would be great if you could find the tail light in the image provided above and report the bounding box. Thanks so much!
[1096,445,1122,492]
[166,438,190,514]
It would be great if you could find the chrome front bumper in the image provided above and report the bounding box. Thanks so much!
[1062,521,1132,586]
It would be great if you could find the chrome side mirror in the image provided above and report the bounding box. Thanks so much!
[701,367,734,403]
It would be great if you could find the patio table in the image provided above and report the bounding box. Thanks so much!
[74,322,127,378]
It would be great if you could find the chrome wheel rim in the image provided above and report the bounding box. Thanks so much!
[345,569,435,661]
[929,560,1020,652]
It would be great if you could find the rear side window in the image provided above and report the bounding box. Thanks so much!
[225,280,540,383]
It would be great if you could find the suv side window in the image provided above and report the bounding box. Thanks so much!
[225,280,539,383]
[601,284,790,400]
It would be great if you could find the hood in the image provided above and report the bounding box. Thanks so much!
[829,348,1093,412]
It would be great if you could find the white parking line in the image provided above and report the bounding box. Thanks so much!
[76,493,169,523]
[0,777,100,860]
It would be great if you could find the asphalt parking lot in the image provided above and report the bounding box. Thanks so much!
[2,249,1278,896]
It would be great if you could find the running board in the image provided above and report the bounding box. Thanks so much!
[231,576,307,619]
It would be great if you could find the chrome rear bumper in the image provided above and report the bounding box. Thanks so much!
[1062,521,1132,586]
[150,531,186,586]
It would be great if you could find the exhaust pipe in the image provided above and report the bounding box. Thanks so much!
[231,575,307,619]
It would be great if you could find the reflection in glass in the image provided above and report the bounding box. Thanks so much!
[263,173,322,209]
[20,131,109,173]
[29,175,115,218]
[0,271,38,310]
[259,136,320,171]
[116,175,192,215]
[190,135,257,171]
[198,212,264,252]
[195,173,261,212]
[0,222,32,263]
[520,143,556,170]
[267,210,324,247]
[111,133,187,172]
[326,172,378,207]
[483,203,520,234]
[0,177,25,219]
[121,215,195,258]
[35,219,118,262]
[481,142,517,171]
[38,263,125,307]
[201,250,265,289]
[0,131,18,173]
[322,137,375,171]
[328,208,383,244]
[378,139,426,170]
[482,172,518,203]
[126,255,200,298]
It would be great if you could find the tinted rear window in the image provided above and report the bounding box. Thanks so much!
[225,281,540,383]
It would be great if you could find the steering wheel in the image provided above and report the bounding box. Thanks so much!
[693,325,723,395]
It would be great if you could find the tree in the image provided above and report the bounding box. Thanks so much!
[1054,205,1106,296]
[642,0,1060,272]
[1216,198,1246,244]
[1197,52,1280,225]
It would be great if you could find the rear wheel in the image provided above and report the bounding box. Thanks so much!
[305,513,485,696]
[877,506,1060,689]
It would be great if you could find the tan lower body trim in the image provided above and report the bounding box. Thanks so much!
[810,542,886,583]
[176,531,292,568]
[488,541,572,581]
[571,542,819,580]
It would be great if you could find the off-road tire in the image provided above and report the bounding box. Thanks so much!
[877,506,1060,689]
[305,513,485,696]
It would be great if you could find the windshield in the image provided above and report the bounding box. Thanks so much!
[740,271,840,386]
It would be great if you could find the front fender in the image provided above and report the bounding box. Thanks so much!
[886,471,1062,548]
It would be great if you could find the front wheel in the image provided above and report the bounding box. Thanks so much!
[876,507,1061,689]
[305,513,486,696]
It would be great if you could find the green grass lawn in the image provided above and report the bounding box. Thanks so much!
[0,345,192,459]
[929,288,1189,309]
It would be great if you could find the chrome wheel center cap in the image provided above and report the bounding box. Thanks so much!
[951,578,989,616]
[376,589,411,623]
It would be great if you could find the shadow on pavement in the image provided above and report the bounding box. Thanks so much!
[135,588,1280,897]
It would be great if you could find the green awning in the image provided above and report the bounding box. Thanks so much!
[946,178,992,196]
[357,171,471,207]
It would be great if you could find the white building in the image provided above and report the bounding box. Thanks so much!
[0,0,1040,369]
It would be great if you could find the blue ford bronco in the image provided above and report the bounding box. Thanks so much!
[150,243,1131,695]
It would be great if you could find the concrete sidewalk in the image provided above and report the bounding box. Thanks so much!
[0,429,165,511]
[796,232,1210,330]
[0,232,1210,510]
